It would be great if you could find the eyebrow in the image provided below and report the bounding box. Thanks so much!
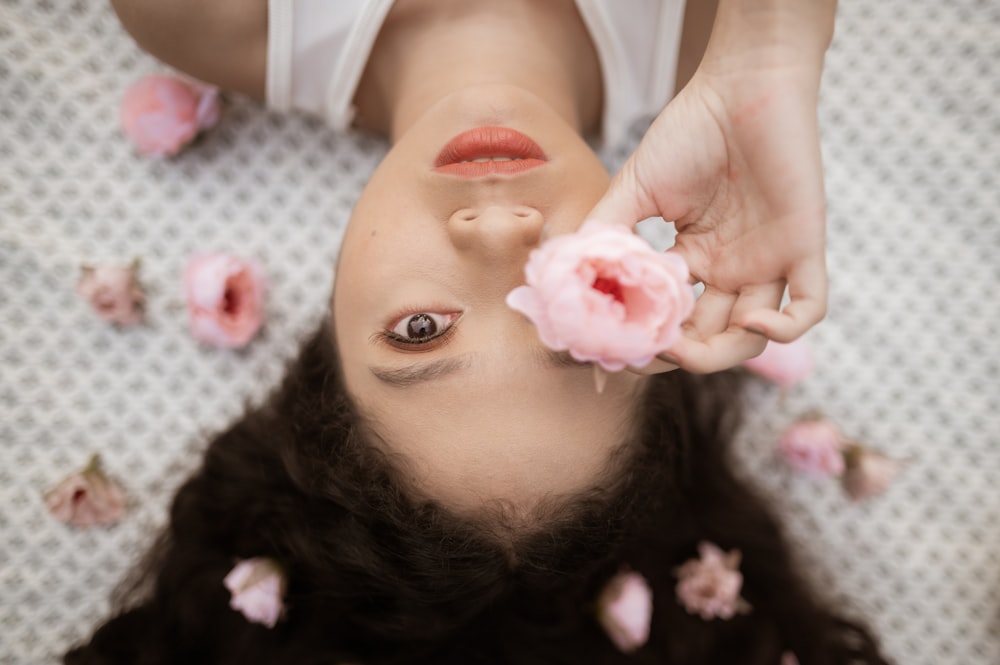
[370,348,586,387]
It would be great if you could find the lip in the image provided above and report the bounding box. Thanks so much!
[433,126,547,177]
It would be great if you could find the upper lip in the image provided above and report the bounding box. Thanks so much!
[433,126,547,177]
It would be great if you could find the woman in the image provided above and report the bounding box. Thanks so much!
[67,0,878,662]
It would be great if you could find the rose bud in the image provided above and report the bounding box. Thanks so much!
[675,541,751,620]
[596,570,653,653]
[223,557,287,628]
[777,415,846,477]
[842,443,903,501]
[76,261,144,327]
[44,454,126,527]
[120,74,221,157]
[741,339,814,387]
[184,253,267,349]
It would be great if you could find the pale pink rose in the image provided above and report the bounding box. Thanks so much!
[184,253,266,348]
[120,75,221,157]
[596,570,653,653]
[778,416,846,477]
[781,652,801,665]
[675,542,751,620]
[223,557,286,628]
[44,454,126,527]
[76,262,144,327]
[841,444,902,501]
[506,220,695,372]
[741,339,814,387]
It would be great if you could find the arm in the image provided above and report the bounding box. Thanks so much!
[591,0,837,374]
[110,0,268,98]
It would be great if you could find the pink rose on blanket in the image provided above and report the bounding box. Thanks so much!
[44,454,126,527]
[120,74,221,157]
[596,570,653,653]
[223,557,287,628]
[675,542,751,620]
[76,261,144,326]
[184,253,266,348]
[841,444,903,501]
[778,415,845,477]
[506,220,695,372]
[741,339,814,387]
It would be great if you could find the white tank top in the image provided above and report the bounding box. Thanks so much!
[267,0,686,146]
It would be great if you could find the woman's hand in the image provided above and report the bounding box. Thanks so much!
[590,2,835,375]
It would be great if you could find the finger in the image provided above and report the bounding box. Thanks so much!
[684,286,737,339]
[664,283,784,373]
[740,257,828,343]
[585,160,660,227]
[627,356,679,375]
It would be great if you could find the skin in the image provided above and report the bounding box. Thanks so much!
[333,1,647,514]
[109,0,836,510]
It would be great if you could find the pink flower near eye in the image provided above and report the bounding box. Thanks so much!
[741,339,814,387]
[223,557,287,628]
[675,542,751,620]
[44,454,126,527]
[596,570,653,653]
[506,220,695,372]
[184,253,267,348]
[76,262,144,327]
[778,416,846,477]
[841,444,903,501]
[120,74,221,157]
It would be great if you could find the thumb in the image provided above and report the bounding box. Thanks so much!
[585,158,660,228]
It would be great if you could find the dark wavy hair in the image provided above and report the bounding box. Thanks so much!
[65,322,888,665]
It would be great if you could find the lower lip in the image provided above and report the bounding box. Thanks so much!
[433,126,547,177]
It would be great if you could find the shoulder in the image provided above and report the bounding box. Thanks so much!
[110,0,268,98]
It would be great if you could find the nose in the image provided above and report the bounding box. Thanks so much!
[447,205,544,262]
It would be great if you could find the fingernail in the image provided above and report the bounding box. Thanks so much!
[657,352,681,366]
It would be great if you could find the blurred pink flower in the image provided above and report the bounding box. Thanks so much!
[506,220,695,372]
[76,262,144,327]
[120,74,221,157]
[184,253,266,348]
[223,557,286,628]
[741,339,814,387]
[675,542,750,620]
[596,570,653,653]
[781,652,801,665]
[44,454,126,527]
[778,416,846,477]
[842,444,903,501]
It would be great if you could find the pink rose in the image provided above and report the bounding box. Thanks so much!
[184,253,266,348]
[76,262,144,327]
[841,444,902,501]
[44,454,126,527]
[782,653,801,665]
[741,339,814,387]
[675,542,750,620]
[120,75,221,157]
[223,557,287,628]
[778,416,845,477]
[506,220,695,372]
[596,570,653,653]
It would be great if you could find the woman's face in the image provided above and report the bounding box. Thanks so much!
[334,85,648,514]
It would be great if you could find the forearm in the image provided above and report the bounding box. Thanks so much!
[701,0,837,85]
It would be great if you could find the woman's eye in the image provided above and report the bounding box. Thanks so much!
[386,312,460,345]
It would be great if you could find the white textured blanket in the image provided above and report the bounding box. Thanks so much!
[1,1,997,663]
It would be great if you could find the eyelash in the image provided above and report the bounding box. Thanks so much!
[376,310,462,350]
